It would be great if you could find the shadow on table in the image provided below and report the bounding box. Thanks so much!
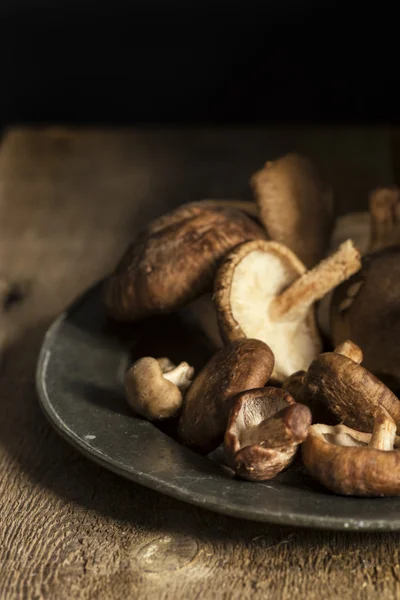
[1,320,400,553]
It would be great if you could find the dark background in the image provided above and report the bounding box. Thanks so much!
[0,1,397,126]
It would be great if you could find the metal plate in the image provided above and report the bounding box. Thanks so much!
[36,282,400,531]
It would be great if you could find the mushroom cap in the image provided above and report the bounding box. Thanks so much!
[177,338,275,453]
[331,247,400,388]
[250,152,334,268]
[125,357,193,421]
[214,239,321,381]
[104,204,266,322]
[224,387,311,481]
[303,350,400,432]
[302,423,400,497]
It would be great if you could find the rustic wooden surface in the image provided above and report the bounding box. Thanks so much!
[0,127,399,599]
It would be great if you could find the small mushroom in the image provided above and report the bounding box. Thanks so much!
[294,340,400,432]
[214,238,361,381]
[302,407,400,496]
[318,187,400,338]
[250,152,334,268]
[331,245,400,389]
[224,388,312,481]
[104,203,266,322]
[125,357,194,421]
[178,338,274,453]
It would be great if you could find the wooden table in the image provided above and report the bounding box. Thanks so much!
[1,127,400,599]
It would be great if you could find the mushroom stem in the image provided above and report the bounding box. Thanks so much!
[240,404,311,448]
[369,187,400,252]
[334,340,363,365]
[369,406,397,451]
[162,362,194,392]
[270,240,361,322]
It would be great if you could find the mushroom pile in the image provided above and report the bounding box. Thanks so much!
[103,152,400,498]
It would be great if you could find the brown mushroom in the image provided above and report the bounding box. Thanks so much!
[214,238,361,381]
[302,407,400,496]
[224,388,311,481]
[295,340,400,432]
[178,338,274,453]
[104,203,266,322]
[125,357,194,421]
[331,245,400,390]
[318,187,400,338]
[250,152,334,268]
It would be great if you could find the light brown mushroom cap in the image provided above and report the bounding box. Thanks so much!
[178,339,275,454]
[302,408,400,497]
[331,246,400,389]
[125,357,194,421]
[302,342,400,433]
[250,152,334,268]
[224,387,311,481]
[214,239,361,381]
[104,204,266,322]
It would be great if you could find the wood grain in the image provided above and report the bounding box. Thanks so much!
[0,127,399,600]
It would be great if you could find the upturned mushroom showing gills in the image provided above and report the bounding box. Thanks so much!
[224,388,312,481]
[103,203,266,322]
[331,245,400,389]
[302,407,400,497]
[214,238,361,381]
[178,339,274,454]
[250,152,334,268]
[125,357,194,421]
[295,340,400,432]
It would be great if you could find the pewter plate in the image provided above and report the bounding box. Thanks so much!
[36,282,400,531]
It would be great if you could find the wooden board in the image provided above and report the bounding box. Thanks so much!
[0,127,399,599]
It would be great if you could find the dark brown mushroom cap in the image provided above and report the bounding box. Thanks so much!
[250,153,334,268]
[224,387,311,481]
[304,351,400,432]
[331,247,400,388]
[177,339,275,454]
[103,204,266,322]
[282,370,340,426]
[302,424,400,497]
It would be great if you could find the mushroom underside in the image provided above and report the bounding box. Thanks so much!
[226,249,318,378]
